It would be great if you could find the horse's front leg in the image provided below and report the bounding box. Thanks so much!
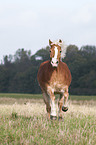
[58,94,64,120]
[62,86,69,112]
[50,94,57,120]
[47,87,57,120]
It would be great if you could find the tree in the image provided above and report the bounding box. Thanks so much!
[0,45,96,95]
[14,48,31,63]
[35,46,50,61]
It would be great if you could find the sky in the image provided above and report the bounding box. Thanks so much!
[0,0,96,61]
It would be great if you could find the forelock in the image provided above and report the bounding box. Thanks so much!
[51,40,62,47]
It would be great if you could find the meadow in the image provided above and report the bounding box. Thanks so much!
[0,94,96,145]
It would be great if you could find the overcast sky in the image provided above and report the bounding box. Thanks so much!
[0,0,96,61]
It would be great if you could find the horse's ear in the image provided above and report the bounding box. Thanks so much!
[49,39,52,46]
[59,39,62,43]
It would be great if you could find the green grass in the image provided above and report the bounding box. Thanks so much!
[70,95,96,101]
[0,115,95,144]
[0,93,96,101]
[0,93,42,99]
[0,94,96,144]
[0,105,96,145]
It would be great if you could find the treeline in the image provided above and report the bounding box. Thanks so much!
[0,44,96,95]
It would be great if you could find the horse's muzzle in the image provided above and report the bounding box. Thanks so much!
[51,58,59,67]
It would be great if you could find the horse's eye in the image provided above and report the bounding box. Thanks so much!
[50,50,51,52]
[60,51,62,53]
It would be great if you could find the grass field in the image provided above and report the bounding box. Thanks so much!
[0,93,96,145]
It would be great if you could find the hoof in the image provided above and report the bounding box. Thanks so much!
[50,115,57,120]
[62,106,68,112]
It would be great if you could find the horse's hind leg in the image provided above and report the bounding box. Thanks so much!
[42,92,51,119]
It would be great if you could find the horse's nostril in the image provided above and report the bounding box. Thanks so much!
[51,60,58,64]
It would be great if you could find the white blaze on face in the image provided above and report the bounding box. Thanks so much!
[54,46,58,59]
[51,46,58,67]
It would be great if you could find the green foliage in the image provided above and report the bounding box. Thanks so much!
[63,45,96,95]
[0,45,96,95]
[35,46,50,61]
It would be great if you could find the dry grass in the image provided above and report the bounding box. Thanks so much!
[0,97,96,145]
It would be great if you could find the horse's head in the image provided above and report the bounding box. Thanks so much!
[49,39,62,67]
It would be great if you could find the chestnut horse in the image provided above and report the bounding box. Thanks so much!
[37,39,71,120]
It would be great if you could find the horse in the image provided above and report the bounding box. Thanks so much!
[37,39,71,120]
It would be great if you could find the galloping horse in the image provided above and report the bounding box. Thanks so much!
[37,39,71,120]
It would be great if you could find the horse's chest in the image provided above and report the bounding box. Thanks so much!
[46,68,67,93]
[47,81,66,94]
[47,72,64,93]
